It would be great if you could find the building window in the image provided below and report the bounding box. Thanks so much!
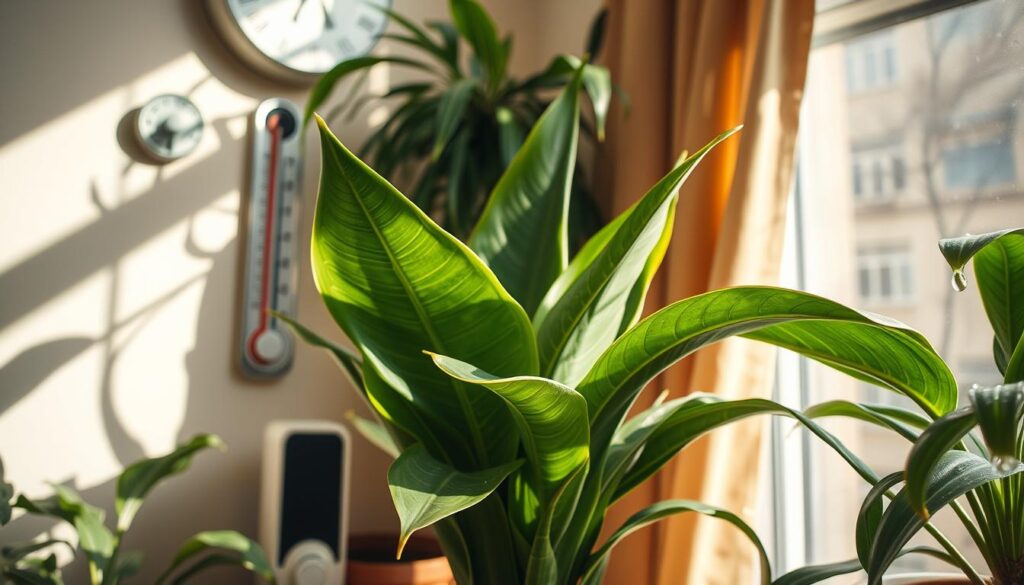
[845,31,899,94]
[857,247,914,305]
[851,144,905,201]
[943,137,1017,190]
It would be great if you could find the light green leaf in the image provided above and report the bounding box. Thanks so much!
[17,487,116,583]
[603,393,687,495]
[968,382,1024,463]
[866,451,1021,584]
[346,411,401,459]
[468,71,582,315]
[535,130,736,386]
[116,434,223,532]
[274,312,363,393]
[582,287,957,463]
[387,445,522,556]
[581,500,771,585]
[433,79,477,159]
[429,353,589,502]
[903,407,978,518]
[311,117,538,469]
[155,531,275,585]
[449,0,506,93]
[305,56,434,125]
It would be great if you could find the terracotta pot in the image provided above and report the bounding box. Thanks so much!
[346,533,454,585]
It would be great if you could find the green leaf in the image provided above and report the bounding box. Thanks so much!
[523,465,588,585]
[582,287,957,463]
[429,353,589,502]
[387,445,522,556]
[522,56,612,141]
[866,451,1021,584]
[155,531,275,585]
[273,312,363,393]
[939,228,1024,380]
[534,130,737,386]
[968,382,1024,463]
[427,21,461,71]
[305,56,433,125]
[585,9,608,59]
[581,500,771,585]
[468,71,582,315]
[449,0,506,93]
[603,393,686,495]
[805,400,928,442]
[772,547,956,585]
[0,456,13,526]
[2,540,74,564]
[903,407,978,518]
[346,411,401,458]
[495,106,524,166]
[17,487,116,583]
[114,551,143,580]
[856,472,903,568]
[433,79,477,159]
[311,116,538,469]
[116,434,223,532]
[614,396,880,500]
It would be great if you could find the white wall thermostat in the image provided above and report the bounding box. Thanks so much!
[205,0,392,84]
[239,98,302,379]
[260,421,350,585]
[134,94,204,162]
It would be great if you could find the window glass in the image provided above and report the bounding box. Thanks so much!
[784,0,1024,578]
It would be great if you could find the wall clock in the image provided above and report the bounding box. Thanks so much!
[134,94,205,162]
[206,0,392,85]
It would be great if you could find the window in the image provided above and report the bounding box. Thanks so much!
[856,247,914,304]
[773,0,1024,578]
[943,137,1016,190]
[851,143,905,200]
[845,31,899,93]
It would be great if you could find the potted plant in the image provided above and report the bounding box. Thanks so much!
[305,0,613,243]
[286,42,981,581]
[0,435,274,584]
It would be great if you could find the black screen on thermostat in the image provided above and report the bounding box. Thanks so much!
[279,433,343,564]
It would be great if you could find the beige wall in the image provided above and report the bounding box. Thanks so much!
[0,1,596,582]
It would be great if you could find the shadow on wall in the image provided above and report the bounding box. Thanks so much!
[0,0,403,582]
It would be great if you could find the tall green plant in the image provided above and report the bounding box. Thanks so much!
[306,0,613,242]
[0,436,274,585]
[291,57,965,583]
[784,228,1024,585]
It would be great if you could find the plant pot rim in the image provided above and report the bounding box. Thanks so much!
[346,532,453,585]
[883,572,980,584]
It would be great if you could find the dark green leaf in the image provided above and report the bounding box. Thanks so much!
[805,400,927,442]
[903,407,978,518]
[114,551,143,580]
[856,472,903,568]
[449,0,506,93]
[433,79,477,159]
[305,56,433,125]
[772,547,956,585]
[534,131,736,386]
[17,487,115,583]
[968,382,1024,463]
[311,117,538,469]
[116,434,223,531]
[581,500,771,585]
[468,71,582,314]
[585,9,608,59]
[866,451,1021,584]
[387,445,522,556]
[495,106,524,166]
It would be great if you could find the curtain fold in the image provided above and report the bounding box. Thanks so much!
[594,0,815,583]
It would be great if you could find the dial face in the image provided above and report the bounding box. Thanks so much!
[136,95,204,161]
[226,0,392,76]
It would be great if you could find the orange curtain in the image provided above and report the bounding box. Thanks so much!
[594,0,815,583]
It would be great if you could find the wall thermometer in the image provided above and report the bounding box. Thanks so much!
[240,98,302,379]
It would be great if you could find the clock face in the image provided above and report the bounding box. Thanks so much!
[224,0,392,77]
[136,95,204,162]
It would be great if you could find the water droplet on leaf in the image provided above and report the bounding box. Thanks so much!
[991,455,1019,474]
[951,270,968,292]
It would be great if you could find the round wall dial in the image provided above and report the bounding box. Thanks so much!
[206,0,392,84]
[134,94,204,162]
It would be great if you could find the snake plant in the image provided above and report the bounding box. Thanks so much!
[288,55,969,584]
[305,0,612,242]
[779,228,1024,585]
[0,435,274,585]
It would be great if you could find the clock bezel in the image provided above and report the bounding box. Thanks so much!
[134,94,205,163]
[204,0,392,86]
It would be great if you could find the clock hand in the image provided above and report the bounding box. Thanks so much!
[293,0,309,21]
[320,0,334,29]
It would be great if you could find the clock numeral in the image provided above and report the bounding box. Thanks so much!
[357,14,378,33]
[337,37,356,55]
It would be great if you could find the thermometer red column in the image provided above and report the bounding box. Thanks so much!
[240,99,302,379]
